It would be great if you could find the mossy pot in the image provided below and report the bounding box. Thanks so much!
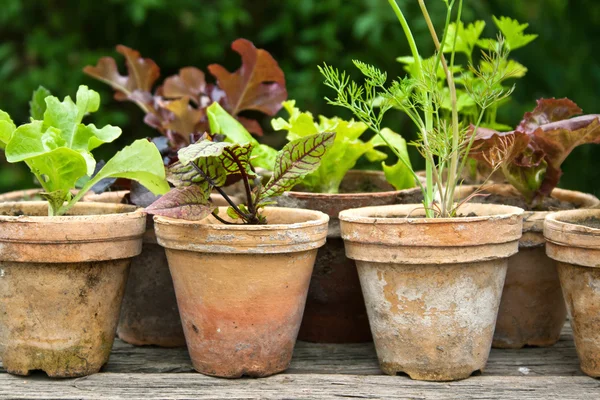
[0,201,145,378]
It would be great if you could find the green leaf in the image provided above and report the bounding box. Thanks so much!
[226,206,240,219]
[5,121,63,162]
[178,140,232,166]
[79,139,170,197]
[259,132,336,200]
[42,85,100,147]
[369,128,415,190]
[492,16,538,51]
[145,185,215,221]
[27,147,88,195]
[29,86,52,120]
[443,21,486,59]
[0,110,16,148]
[206,102,277,170]
[272,100,380,193]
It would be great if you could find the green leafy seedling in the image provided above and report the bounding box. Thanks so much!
[0,85,170,216]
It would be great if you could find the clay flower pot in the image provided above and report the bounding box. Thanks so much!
[458,184,599,349]
[544,209,600,377]
[154,207,329,378]
[277,170,423,343]
[339,203,523,381]
[0,201,145,378]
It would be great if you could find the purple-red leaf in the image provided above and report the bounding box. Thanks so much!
[517,98,582,133]
[469,98,600,204]
[532,114,600,197]
[145,185,215,220]
[208,39,287,117]
[161,67,207,105]
[83,45,160,103]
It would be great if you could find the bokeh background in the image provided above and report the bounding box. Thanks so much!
[1,0,599,196]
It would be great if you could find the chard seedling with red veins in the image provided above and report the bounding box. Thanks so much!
[84,39,287,158]
[146,116,336,224]
[320,0,536,218]
[0,85,169,216]
[470,98,600,207]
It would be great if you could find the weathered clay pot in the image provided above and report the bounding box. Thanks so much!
[339,203,523,381]
[277,170,422,343]
[458,184,599,349]
[544,209,600,377]
[154,207,329,378]
[117,194,232,347]
[0,201,144,378]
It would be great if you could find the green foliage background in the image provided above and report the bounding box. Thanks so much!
[1,0,599,196]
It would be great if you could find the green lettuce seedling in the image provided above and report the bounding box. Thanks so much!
[272,100,414,193]
[0,85,170,216]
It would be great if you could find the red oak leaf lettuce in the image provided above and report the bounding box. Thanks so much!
[470,98,600,205]
[84,39,287,156]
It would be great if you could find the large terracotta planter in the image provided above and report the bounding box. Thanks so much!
[458,184,599,349]
[0,201,144,377]
[545,209,600,378]
[339,203,523,381]
[277,170,422,343]
[154,207,329,378]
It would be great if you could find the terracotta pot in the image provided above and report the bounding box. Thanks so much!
[339,203,523,381]
[544,209,600,378]
[0,201,144,378]
[153,207,329,378]
[117,194,232,347]
[457,184,599,349]
[277,171,422,343]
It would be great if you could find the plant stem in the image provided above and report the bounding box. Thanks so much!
[189,162,251,221]
[419,0,460,217]
[225,148,255,215]
[387,0,434,217]
[211,210,235,225]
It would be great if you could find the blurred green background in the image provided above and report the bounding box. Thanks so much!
[1,0,599,196]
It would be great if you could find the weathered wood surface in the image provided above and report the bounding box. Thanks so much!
[1,323,597,399]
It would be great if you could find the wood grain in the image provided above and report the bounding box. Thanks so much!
[0,323,593,399]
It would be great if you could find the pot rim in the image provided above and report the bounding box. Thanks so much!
[285,169,410,200]
[153,206,329,231]
[545,209,600,244]
[0,201,146,262]
[339,202,524,225]
[284,187,418,201]
[457,184,599,211]
[0,201,141,222]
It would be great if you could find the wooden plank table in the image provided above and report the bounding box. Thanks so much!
[1,324,598,399]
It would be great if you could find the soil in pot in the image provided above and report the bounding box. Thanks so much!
[340,203,523,381]
[0,202,145,378]
[277,170,422,343]
[153,207,329,378]
[464,184,599,349]
[545,210,600,377]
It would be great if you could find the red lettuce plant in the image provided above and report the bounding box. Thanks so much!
[83,39,287,155]
[470,98,600,206]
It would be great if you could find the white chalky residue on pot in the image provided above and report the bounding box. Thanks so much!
[391,273,498,332]
[588,275,600,292]
[0,269,4,277]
